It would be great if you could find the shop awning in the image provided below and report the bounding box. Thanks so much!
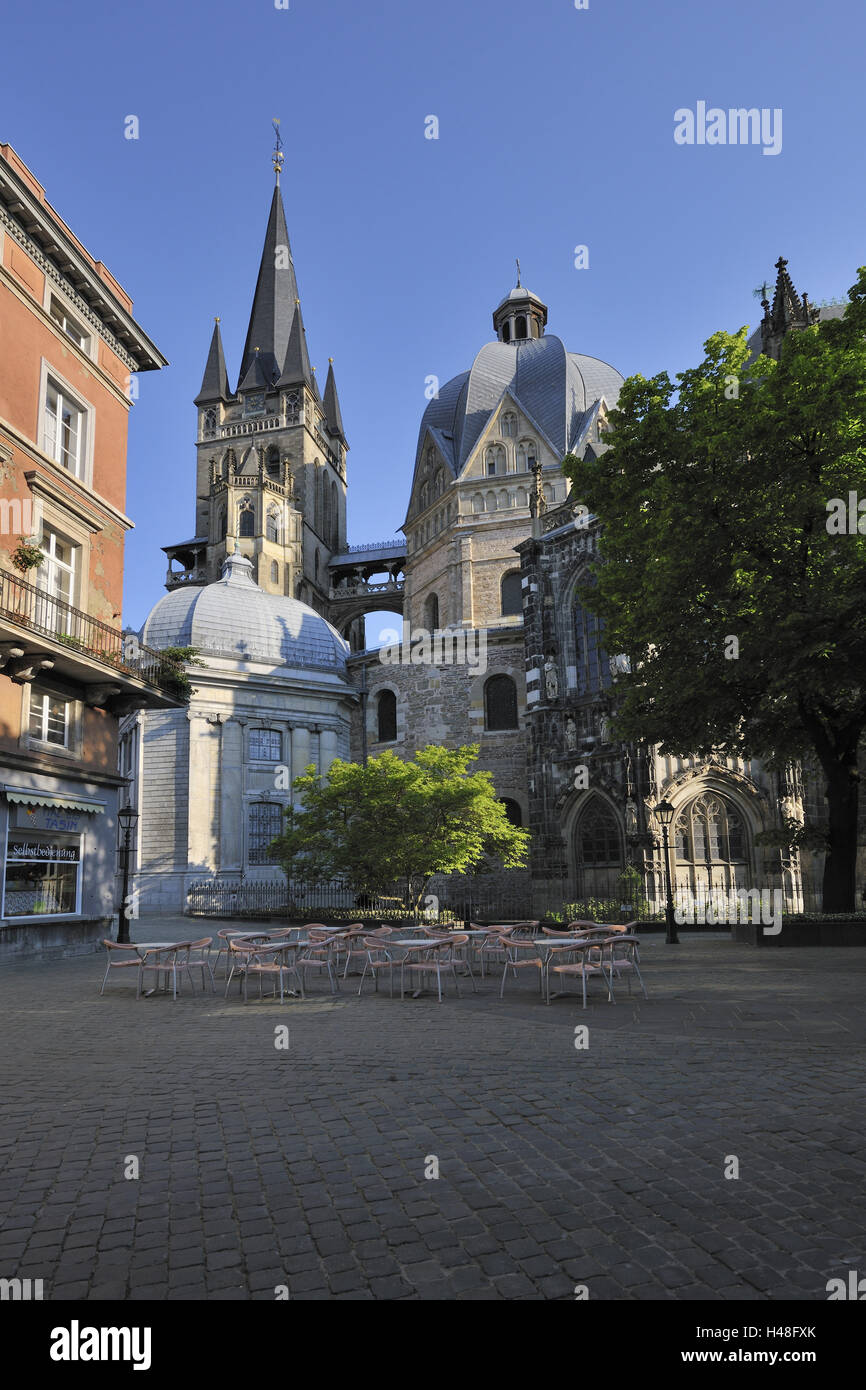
[3,787,106,814]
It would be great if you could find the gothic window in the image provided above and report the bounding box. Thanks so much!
[501,797,522,827]
[217,507,227,541]
[484,674,518,731]
[270,560,279,584]
[674,796,748,868]
[331,481,339,548]
[424,593,439,629]
[249,728,281,761]
[501,571,522,617]
[238,500,255,538]
[265,445,280,479]
[577,801,622,866]
[203,407,217,438]
[574,600,612,697]
[486,445,505,476]
[501,412,517,438]
[248,802,283,864]
[517,443,527,470]
[376,689,397,743]
[284,389,300,424]
[266,510,280,543]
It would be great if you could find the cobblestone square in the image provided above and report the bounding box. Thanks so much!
[1,923,864,1301]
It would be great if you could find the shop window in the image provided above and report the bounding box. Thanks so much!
[4,835,80,916]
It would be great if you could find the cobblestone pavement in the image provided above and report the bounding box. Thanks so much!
[0,922,864,1301]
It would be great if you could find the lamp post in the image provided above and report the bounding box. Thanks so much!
[653,798,679,945]
[117,802,139,944]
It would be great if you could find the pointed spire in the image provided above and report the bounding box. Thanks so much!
[277,297,312,388]
[310,365,321,402]
[759,256,819,360]
[323,358,346,442]
[237,184,300,390]
[238,345,271,393]
[194,317,231,405]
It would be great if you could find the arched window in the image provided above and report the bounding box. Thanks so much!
[424,593,439,629]
[472,493,484,514]
[501,411,517,438]
[265,445,280,478]
[314,468,323,533]
[517,443,527,470]
[501,798,522,827]
[270,560,279,584]
[331,481,339,548]
[249,728,281,761]
[577,801,622,866]
[501,571,522,617]
[203,407,217,438]
[248,802,284,865]
[238,501,255,538]
[486,445,505,477]
[515,315,527,340]
[674,796,748,868]
[502,320,511,342]
[484,674,518,731]
[376,689,397,743]
[266,510,279,543]
[574,600,613,697]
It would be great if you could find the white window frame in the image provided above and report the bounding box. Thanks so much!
[38,361,94,485]
[28,688,71,748]
[49,295,91,352]
[37,528,78,607]
[1,827,83,920]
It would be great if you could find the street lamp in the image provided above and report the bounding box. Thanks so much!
[117,802,139,944]
[653,798,679,945]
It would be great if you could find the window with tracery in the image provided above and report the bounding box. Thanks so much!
[574,600,612,697]
[673,796,747,867]
[238,500,255,538]
[577,801,622,866]
[501,412,517,438]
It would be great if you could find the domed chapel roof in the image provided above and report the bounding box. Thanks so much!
[141,551,349,673]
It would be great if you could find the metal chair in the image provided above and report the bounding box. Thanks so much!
[99,940,142,995]
[546,940,616,1008]
[399,934,470,1002]
[498,935,546,999]
[357,937,399,996]
[225,939,304,1003]
[136,942,196,1001]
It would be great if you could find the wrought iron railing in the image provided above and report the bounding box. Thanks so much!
[0,568,187,696]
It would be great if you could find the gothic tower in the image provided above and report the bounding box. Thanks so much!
[162,144,348,613]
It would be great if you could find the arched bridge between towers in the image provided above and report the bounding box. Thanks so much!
[327,540,406,634]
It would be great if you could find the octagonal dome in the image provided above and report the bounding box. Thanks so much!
[141,551,349,672]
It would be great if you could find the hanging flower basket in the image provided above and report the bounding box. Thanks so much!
[10,539,44,573]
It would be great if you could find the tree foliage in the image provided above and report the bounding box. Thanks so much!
[564,268,866,909]
[268,744,531,909]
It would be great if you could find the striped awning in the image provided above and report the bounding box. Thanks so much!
[4,787,105,814]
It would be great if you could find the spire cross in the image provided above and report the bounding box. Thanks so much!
[272,118,284,182]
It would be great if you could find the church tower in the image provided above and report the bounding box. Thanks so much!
[162,127,348,611]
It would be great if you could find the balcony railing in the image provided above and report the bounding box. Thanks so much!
[0,568,186,697]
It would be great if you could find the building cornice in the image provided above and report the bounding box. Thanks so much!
[0,174,166,373]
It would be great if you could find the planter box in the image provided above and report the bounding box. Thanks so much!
[733,918,866,947]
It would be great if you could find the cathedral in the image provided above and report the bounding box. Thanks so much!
[121,160,828,918]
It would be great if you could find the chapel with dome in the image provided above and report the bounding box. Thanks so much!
[120,145,818,917]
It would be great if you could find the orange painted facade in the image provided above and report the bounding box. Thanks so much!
[0,142,165,768]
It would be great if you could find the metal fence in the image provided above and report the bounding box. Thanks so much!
[0,567,185,695]
[186,873,854,926]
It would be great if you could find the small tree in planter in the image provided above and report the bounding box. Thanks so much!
[10,538,44,574]
[615,866,645,918]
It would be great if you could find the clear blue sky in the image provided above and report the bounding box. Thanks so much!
[2,0,864,632]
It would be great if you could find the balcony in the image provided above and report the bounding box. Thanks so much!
[0,568,187,711]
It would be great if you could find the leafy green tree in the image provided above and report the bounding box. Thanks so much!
[269,744,530,910]
[564,268,866,911]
